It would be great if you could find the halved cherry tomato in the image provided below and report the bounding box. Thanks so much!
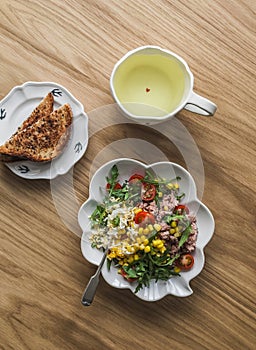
[106,183,122,190]
[120,268,138,282]
[142,183,156,202]
[128,174,144,184]
[176,254,194,270]
[134,211,155,226]
[174,205,189,215]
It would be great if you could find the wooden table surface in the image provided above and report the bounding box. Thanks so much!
[0,1,255,349]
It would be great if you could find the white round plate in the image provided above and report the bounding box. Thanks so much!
[78,158,215,301]
[0,81,88,179]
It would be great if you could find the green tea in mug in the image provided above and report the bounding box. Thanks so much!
[112,54,186,117]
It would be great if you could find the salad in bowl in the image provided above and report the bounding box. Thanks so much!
[78,158,214,301]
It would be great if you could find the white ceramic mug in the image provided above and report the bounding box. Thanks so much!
[110,46,217,124]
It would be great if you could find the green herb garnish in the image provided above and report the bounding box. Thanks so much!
[178,224,192,247]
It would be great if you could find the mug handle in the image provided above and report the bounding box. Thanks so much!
[184,91,217,116]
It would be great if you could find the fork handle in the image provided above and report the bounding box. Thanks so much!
[81,250,108,306]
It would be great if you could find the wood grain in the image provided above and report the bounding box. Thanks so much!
[0,1,255,349]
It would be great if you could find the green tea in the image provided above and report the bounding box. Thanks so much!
[113,54,186,117]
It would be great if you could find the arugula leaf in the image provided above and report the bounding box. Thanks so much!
[105,165,121,197]
[107,258,112,271]
[176,193,185,201]
[110,185,129,201]
[106,164,119,185]
[164,214,185,224]
[143,172,181,186]
[125,247,181,293]
[105,166,137,202]
[90,205,107,226]
[123,266,138,278]
[149,252,180,267]
[178,224,192,247]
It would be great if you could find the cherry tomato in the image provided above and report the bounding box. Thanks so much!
[142,183,156,202]
[106,183,122,190]
[128,174,144,184]
[120,268,137,282]
[174,205,189,214]
[134,211,155,226]
[176,254,194,270]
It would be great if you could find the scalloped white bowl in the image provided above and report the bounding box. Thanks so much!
[78,158,215,301]
[0,81,88,179]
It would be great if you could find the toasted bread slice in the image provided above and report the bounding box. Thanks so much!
[0,104,73,162]
[16,92,54,133]
[0,93,54,162]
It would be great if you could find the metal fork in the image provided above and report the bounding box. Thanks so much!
[81,249,108,306]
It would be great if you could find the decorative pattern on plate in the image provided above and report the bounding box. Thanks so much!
[0,108,6,120]
[16,165,30,174]
[74,142,83,153]
[78,158,215,302]
[0,81,88,179]
[51,88,62,97]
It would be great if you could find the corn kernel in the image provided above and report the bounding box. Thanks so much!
[143,228,149,235]
[133,243,140,250]
[138,227,144,234]
[134,254,139,261]
[134,208,142,215]
[164,205,168,211]
[152,239,162,247]
[174,266,181,273]
[170,228,176,234]
[157,242,164,249]
[143,239,149,245]
[171,221,177,228]
[139,244,145,250]
[154,223,162,232]
[127,246,135,253]
[174,183,179,189]
[144,245,151,253]
[160,247,166,254]
[108,252,116,259]
[147,224,154,231]
[128,256,134,263]
[123,263,129,267]
[166,183,173,189]
[158,192,163,198]
[174,232,181,238]
[136,237,141,244]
